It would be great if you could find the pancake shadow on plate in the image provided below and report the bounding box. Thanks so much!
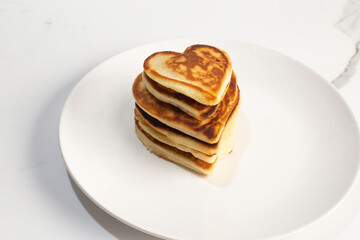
[205,111,250,187]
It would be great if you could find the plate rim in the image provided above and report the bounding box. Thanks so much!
[59,38,360,240]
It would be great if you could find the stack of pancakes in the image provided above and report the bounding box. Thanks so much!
[132,45,241,175]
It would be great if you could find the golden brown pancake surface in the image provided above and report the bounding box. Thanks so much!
[144,45,232,105]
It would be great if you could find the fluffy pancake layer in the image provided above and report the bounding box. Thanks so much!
[144,45,232,105]
[133,72,240,144]
[135,105,219,155]
[142,72,225,120]
[135,120,215,175]
[135,102,240,163]
[135,107,216,163]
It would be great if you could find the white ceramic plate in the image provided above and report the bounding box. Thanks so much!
[59,39,360,240]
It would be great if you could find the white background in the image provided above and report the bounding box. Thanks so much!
[1,0,360,239]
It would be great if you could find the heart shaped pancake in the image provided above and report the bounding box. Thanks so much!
[143,44,232,105]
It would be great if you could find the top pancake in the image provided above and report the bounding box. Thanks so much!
[133,72,240,144]
[143,44,232,106]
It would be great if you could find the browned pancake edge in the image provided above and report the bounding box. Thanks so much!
[135,119,215,171]
[132,72,240,143]
[143,71,231,119]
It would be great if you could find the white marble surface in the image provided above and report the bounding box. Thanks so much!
[1,0,360,239]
